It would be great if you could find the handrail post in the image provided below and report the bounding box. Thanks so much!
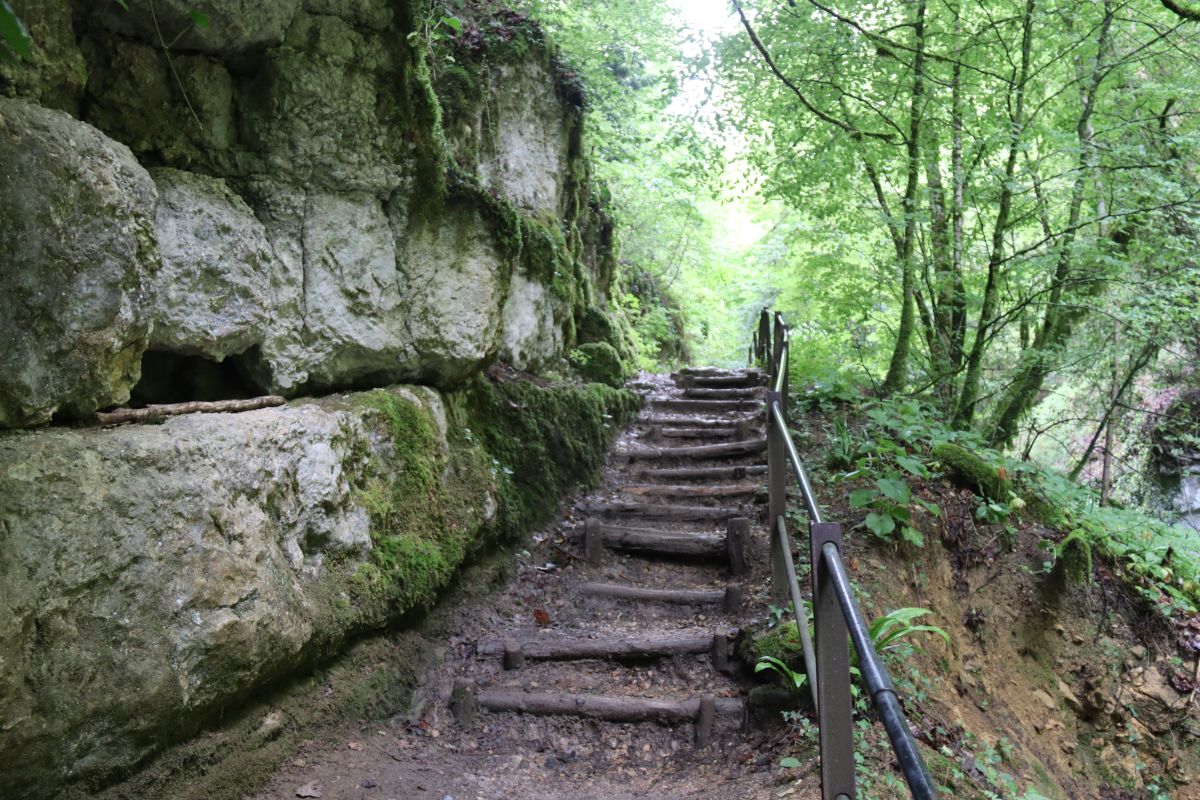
[811,522,855,800]
[758,308,771,366]
[767,392,788,602]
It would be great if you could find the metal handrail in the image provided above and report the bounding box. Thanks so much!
[752,307,936,800]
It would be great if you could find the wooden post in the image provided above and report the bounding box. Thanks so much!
[710,632,730,674]
[726,517,749,577]
[584,518,603,565]
[502,642,525,671]
[695,696,716,747]
[450,678,476,729]
[723,583,743,612]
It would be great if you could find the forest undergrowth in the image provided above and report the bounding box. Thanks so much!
[747,380,1200,799]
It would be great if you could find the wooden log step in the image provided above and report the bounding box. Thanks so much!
[651,399,759,413]
[682,388,761,400]
[579,582,743,611]
[624,439,766,461]
[637,415,759,428]
[472,690,743,724]
[679,374,766,389]
[679,367,762,378]
[585,521,727,558]
[656,427,738,440]
[638,464,768,482]
[619,484,759,500]
[577,502,744,522]
[476,631,732,660]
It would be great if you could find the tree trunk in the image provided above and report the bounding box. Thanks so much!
[985,2,1114,447]
[952,0,1037,429]
[881,0,927,396]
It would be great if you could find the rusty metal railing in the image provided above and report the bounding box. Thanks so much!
[754,308,936,800]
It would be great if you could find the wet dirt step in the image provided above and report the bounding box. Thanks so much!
[681,387,762,400]
[635,414,760,428]
[617,484,760,499]
[674,373,767,389]
[576,501,750,523]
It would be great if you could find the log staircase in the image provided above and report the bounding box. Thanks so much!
[450,366,768,750]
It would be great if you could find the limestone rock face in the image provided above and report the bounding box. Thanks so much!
[89,0,302,56]
[500,272,565,371]
[401,210,509,382]
[149,168,276,359]
[0,388,449,795]
[0,98,159,428]
[477,62,574,214]
[0,0,87,113]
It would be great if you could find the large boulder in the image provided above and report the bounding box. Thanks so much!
[0,386,485,796]
[0,98,158,428]
[149,168,276,359]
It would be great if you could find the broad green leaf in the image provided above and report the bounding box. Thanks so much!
[864,511,895,537]
[779,757,802,768]
[849,487,877,508]
[876,476,911,504]
[895,454,929,477]
[0,2,31,60]
[441,15,463,33]
[189,10,210,28]
[900,526,925,547]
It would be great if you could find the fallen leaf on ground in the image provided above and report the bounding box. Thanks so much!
[296,780,322,798]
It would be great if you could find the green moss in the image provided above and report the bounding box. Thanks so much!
[932,442,1012,502]
[345,390,495,618]
[743,621,806,671]
[569,342,625,388]
[464,376,640,534]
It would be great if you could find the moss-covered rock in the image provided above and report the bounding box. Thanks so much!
[569,342,626,388]
[464,376,640,533]
[0,377,637,798]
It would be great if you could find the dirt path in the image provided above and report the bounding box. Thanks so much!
[253,369,815,800]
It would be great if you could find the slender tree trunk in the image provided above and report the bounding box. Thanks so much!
[985,2,1114,447]
[881,0,928,395]
[952,0,1036,428]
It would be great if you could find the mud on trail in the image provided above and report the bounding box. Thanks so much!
[253,368,815,800]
